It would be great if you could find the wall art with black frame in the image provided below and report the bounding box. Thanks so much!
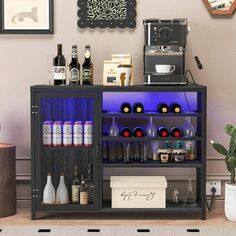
[77,0,137,28]
[0,0,54,34]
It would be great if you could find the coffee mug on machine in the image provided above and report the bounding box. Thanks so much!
[155,64,176,74]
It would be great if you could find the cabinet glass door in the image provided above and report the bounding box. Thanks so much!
[34,93,101,210]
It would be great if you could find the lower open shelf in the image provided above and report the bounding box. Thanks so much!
[101,201,202,214]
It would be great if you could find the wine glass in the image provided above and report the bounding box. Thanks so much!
[109,117,119,137]
[146,117,157,137]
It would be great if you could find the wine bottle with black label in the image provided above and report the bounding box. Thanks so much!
[133,102,144,113]
[170,127,182,137]
[69,45,80,85]
[120,127,132,137]
[120,102,131,113]
[82,45,93,85]
[158,127,169,137]
[133,127,145,137]
[53,44,66,86]
[157,103,169,113]
[170,102,182,113]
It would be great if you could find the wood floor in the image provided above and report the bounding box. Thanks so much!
[0,208,235,227]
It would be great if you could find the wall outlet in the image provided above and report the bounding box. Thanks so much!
[206,181,221,196]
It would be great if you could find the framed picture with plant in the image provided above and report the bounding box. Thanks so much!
[77,0,137,28]
[0,0,54,34]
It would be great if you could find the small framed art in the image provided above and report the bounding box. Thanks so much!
[0,0,54,34]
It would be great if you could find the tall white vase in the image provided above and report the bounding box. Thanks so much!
[43,173,55,204]
[56,173,69,204]
[225,182,236,222]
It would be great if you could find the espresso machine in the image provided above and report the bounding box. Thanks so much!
[143,19,189,85]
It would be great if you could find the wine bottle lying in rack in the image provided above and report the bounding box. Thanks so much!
[170,127,182,137]
[133,102,144,113]
[133,127,145,137]
[120,102,132,113]
[157,103,169,113]
[158,127,169,137]
[170,102,182,113]
[120,127,132,137]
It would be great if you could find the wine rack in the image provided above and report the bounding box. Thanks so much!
[31,85,206,220]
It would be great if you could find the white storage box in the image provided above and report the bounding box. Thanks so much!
[110,176,167,208]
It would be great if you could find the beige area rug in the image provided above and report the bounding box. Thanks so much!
[0,226,236,236]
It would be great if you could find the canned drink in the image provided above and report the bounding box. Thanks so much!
[73,121,83,146]
[42,121,52,146]
[63,121,73,146]
[52,121,62,146]
[84,121,93,146]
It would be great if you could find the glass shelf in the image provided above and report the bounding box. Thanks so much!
[102,111,201,117]
[102,160,202,168]
[101,136,202,142]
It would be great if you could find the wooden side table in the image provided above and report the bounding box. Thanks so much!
[0,144,16,218]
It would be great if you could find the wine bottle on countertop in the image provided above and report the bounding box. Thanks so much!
[133,102,144,113]
[170,102,182,113]
[53,44,66,86]
[120,127,132,137]
[158,127,169,137]
[71,163,81,204]
[82,45,93,85]
[170,127,182,137]
[69,45,80,85]
[120,102,132,113]
[157,103,169,113]
[133,127,145,137]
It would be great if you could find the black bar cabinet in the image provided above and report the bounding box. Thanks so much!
[31,85,207,220]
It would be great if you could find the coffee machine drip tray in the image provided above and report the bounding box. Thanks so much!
[144,74,187,85]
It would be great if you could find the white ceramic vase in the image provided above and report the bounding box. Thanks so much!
[56,173,69,204]
[225,182,236,222]
[43,173,55,204]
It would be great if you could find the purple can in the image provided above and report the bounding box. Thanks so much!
[84,121,93,146]
[63,121,73,146]
[73,121,83,146]
[42,121,52,146]
[52,121,62,146]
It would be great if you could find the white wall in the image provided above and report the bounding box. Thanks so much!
[0,0,235,159]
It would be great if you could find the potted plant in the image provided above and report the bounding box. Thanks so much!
[211,124,236,222]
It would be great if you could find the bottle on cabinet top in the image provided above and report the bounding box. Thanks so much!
[133,127,145,137]
[53,44,66,86]
[133,102,144,113]
[170,127,182,137]
[157,103,169,113]
[69,45,80,85]
[120,102,132,113]
[82,45,93,85]
[170,102,182,113]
